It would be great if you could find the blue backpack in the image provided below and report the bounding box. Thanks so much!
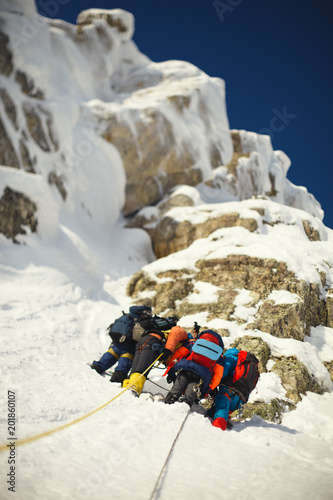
[107,305,152,343]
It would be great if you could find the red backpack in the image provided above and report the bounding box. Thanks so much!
[223,350,259,402]
[189,333,223,370]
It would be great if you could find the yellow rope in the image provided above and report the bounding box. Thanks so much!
[0,354,162,453]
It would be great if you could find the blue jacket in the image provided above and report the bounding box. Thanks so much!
[220,348,239,382]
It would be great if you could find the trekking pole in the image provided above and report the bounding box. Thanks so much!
[148,406,191,500]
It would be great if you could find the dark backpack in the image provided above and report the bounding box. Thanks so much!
[223,351,259,402]
[107,305,152,343]
[132,314,178,341]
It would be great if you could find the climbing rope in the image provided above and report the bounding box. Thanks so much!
[148,406,191,500]
[146,378,168,392]
[0,353,162,453]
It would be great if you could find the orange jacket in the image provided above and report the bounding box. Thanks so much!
[164,326,188,353]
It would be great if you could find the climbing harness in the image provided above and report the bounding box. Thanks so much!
[148,406,191,500]
[0,353,163,453]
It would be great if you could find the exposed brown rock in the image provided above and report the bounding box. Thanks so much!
[225,130,250,176]
[302,220,320,241]
[230,335,271,373]
[48,172,67,201]
[0,87,18,129]
[237,399,296,424]
[176,289,238,322]
[327,290,333,328]
[270,356,324,402]
[19,137,35,172]
[0,29,13,76]
[102,110,198,215]
[167,95,191,113]
[127,254,327,343]
[153,212,258,259]
[15,71,44,99]
[77,11,129,33]
[0,187,38,242]
[0,116,20,168]
[248,300,305,340]
[23,103,58,152]
[195,256,291,293]
[323,361,333,382]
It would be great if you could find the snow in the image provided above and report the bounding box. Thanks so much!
[0,3,333,499]
[1,201,333,499]
[186,281,220,304]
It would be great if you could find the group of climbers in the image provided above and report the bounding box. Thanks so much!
[90,306,259,431]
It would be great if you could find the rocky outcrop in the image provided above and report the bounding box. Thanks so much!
[15,71,44,100]
[229,335,271,373]
[0,115,20,168]
[270,356,324,402]
[326,290,333,328]
[247,286,327,341]
[152,212,258,259]
[23,103,59,153]
[238,399,296,424]
[127,190,262,259]
[102,107,207,215]
[203,129,323,221]
[323,361,333,382]
[0,29,13,76]
[127,254,327,339]
[0,87,18,129]
[0,187,38,241]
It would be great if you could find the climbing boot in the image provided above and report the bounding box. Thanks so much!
[165,392,180,405]
[110,370,126,383]
[212,417,227,431]
[90,363,104,375]
[124,372,146,396]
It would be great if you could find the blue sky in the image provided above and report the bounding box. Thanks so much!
[37,0,333,229]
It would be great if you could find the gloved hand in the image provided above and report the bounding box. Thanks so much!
[159,348,172,363]
[166,373,174,384]
[210,388,218,398]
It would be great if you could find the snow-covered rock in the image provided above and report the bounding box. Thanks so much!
[1,3,333,499]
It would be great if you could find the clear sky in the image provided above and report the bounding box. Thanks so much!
[36,0,333,229]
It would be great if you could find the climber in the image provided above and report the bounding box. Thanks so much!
[90,341,136,383]
[90,305,152,383]
[207,348,259,430]
[164,330,224,407]
[122,325,189,396]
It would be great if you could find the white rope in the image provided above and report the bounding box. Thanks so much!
[148,407,191,500]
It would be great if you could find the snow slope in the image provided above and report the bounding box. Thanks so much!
[0,3,333,500]
[1,211,333,500]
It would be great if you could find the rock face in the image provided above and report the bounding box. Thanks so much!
[206,130,323,220]
[96,65,232,215]
[0,5,324,242]
[239,399,296,424]
[152,211,258,259]
[1,3,333,427]
[128,252,327,340]
[270,356,323,402]
[0,5,233,239]
[102,110,202,215]
[0,187,38,241]
[229,335,271,373]
[126,195,333,422]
